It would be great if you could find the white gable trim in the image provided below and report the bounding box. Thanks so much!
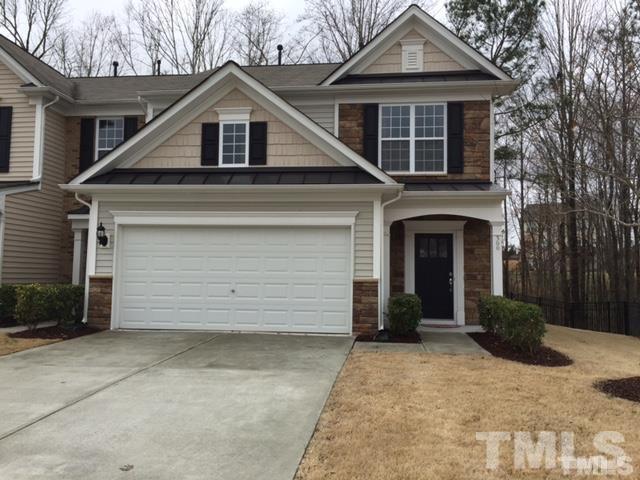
[70,62,395,185]
[321,5,511,85]
[0,47,42,86]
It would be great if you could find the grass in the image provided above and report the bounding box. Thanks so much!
[296,325,640,480]
[0,332,59,357]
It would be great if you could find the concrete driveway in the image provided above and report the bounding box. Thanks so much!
[0,331,353,480]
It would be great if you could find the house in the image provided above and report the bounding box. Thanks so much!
[0,5,516,335]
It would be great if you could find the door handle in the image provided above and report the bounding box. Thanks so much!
[449,273,453,293]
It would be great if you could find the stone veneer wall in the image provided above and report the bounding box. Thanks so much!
[338,104,365,156]
[389,217,491,324]
[352,279,379,336]
[87,276,113,329]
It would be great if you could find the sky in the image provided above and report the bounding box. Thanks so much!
[66,0,448,28]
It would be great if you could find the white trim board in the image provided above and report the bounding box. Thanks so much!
[403,220,466,326]
[109,210,359,227]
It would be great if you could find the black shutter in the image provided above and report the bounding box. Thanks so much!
[362,104,379,165]
[447,102,464,174]
[0,107,12,173]
[249,122,267,166]
[124,116,138,140]
[79,118,95,172]
[201,123,219,166]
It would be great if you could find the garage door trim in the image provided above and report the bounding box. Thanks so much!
[110,210,358,332]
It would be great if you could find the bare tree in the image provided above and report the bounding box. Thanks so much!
[299,0,425,62]
[0,0,66,59]
[122,0,231,74]
[233,1,283,66]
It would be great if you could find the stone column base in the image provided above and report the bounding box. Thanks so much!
[87,275,112,329]
[352,278,379,337]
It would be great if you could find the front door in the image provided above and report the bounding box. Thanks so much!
[414,233,454,320]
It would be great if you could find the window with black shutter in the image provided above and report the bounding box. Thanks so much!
[201,123,219,166]
[363,104,379,165]
[0,106,12,173]
[447,102,464,174]
[249,122,267,166]
[79,118,95,172]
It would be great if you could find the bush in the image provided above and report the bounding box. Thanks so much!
[388,294,422,335]
[15,284,50,331]
[49,284,85,327]
[0,284,17,323]
[14,284,85,331]
[479,295,545,353]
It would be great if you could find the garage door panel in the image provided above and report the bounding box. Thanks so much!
[117,226,351,333]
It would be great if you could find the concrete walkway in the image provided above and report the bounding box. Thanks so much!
[352,328,489,355]
[0,331,353,480]
[419,328,489,355]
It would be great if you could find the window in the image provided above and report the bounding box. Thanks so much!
[96,117,124,160]
[220,122,248,165]
[379,104,446,173]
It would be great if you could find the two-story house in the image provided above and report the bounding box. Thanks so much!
[0,5,516,335]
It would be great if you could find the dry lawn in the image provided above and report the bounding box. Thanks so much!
[0,332,59,357]
[296,325,640,480]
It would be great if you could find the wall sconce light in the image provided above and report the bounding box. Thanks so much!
[97,222,108,247]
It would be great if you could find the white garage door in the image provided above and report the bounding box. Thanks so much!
[115,226,352,333]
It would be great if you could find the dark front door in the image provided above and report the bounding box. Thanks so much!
[414,233,454,319]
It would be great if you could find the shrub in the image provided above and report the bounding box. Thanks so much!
[388,294,422,335]
[14,284,84,331]
[478,295,545,353]
[0,284,17,323]
[49,284,85,327]
[14,284,50,331]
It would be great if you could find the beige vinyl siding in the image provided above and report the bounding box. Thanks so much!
[0,62,36,180]
[95,201,374,278]
[362,29,465,74]
[1,110,66,283]
[294,104,335,134]
[132,89,339,169]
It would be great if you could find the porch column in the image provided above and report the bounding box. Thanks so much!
[71,228,86,285]
[381,221,392,326]
[490,221,504,296]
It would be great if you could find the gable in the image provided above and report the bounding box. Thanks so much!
[132,88,338,169]
[361,29,465,75]
[321,5,512,85]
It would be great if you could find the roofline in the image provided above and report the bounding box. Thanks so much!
[401,189,510,199]
[69,61,397,186]
[60,183,403,194]
[320,5,513,86]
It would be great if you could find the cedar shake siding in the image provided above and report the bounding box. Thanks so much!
[1,111,66,283]
[339,101,491,182]
[389,217,491,325]
[0,62,36,180]
[362,29,465,75]
[132,89,339,169]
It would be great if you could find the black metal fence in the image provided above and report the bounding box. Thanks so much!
[510,294,640,337]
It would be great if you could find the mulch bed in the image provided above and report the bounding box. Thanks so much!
[356,329,422,344]
[468,332,573,367]
[9,325,101,340]
[595,377,640,403]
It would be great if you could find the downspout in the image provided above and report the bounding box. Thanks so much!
[32,95,60,183]
[378,188,403,330]
[74,192,91,209]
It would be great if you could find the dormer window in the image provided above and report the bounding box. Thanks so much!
[401,39,425,72]
[215,107,252,166]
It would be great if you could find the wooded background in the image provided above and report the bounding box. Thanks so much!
[1,0,638,306]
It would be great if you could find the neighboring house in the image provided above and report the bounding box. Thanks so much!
[0,5,516,335]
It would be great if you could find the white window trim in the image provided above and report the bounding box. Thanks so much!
[95,117,125,161]
[403,220,466,326]
[219,121,249,167]
[378,104,448,175]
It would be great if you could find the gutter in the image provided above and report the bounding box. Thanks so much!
[60,183,403,194]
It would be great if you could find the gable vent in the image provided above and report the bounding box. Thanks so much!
[401,39,425,73]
